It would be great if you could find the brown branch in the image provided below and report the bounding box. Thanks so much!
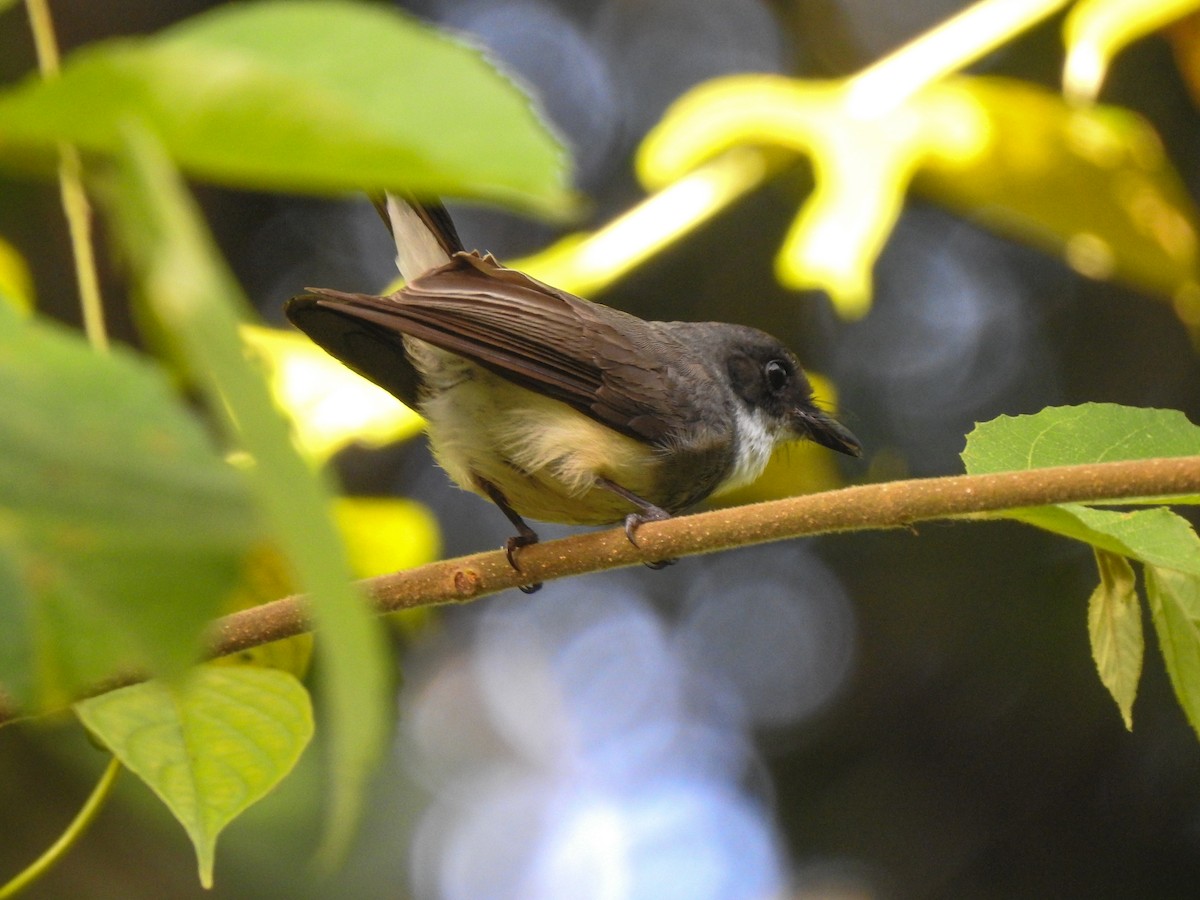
[3,456,1197,727]
[207,455,1200,656]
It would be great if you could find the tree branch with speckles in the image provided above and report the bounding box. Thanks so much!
[207,455,1200,654]
[3,455,1197,728]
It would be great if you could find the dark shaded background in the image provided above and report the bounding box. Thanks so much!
[3,1,1200,897]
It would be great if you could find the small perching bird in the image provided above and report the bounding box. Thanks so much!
[286,195,861,588]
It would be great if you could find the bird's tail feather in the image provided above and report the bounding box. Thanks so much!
[371,192,465,283]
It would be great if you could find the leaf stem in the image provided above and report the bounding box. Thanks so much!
[23,0,108,351]
[844,0,1073,114]
[23,0,60,73]
[521,148,778,297]
[0,756,121,898]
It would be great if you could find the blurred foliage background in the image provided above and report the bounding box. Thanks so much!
[3,0,1200,897]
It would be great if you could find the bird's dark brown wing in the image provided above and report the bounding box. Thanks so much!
[286,289,425,407]
[288,252,701,444]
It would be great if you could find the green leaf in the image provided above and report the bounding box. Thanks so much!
[74,665,313,888]
[964,405,1200,575]
[964,403,1200,469]
[0,304,257,710]
[919,78,1200,305]
[963,403,1200,502]
[1008,505,1200,575]
[1146,566,1200,741]
[1087,550,1143,729]
[0,0,569,213]
[101,124,390,863]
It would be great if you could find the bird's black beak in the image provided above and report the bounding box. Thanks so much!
[798,407,862,458]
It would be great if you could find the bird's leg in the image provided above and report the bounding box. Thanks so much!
[593,477,676,570]
[475,477,542,594]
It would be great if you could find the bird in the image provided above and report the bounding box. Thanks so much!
[286,194,861,589]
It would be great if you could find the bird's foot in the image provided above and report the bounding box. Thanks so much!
[621,508,676,570]
[503,532,542,594]
[476,475,543,593]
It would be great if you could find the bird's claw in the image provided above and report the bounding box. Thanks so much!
[622,510,674,569]
[503,534,542,594]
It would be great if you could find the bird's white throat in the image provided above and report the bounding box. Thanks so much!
[716,404,783,495]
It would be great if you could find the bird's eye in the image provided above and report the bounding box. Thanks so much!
[764,359,790,393]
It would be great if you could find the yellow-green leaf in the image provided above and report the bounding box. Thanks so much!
[0,236,33,314]
[1145,566,1200,740]
[241,324,425,464]
[334,497,440,579]
[0,0,569,213]
[102,125,388,862]
[640,71,1200,316]
[74,665,313,888]
[0,303,257,710]
[963,405,1200,579]
[1064,0,1200,102]
[1009,505,1200,575]
[1087,550,1143,729]
[335,497,440,636]
[638,74,990,317]
[919,78,1200,307]
[963,403,1200,503]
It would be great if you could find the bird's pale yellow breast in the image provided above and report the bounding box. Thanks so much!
[421,365,666,525]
